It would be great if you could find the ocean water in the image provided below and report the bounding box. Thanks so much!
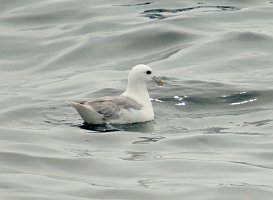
[1,0,273,199]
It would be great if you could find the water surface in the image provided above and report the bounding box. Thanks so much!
[1,0,273,199]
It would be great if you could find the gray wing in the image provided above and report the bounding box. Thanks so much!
[83,96,142,120]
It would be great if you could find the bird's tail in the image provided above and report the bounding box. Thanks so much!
[68,101,103,124]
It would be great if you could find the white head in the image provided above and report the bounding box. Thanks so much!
[122,64,163,104]
[128,64,163,86]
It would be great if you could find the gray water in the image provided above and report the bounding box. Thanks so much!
[1,0,273,199]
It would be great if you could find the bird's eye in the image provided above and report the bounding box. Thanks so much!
[146,70,152,75]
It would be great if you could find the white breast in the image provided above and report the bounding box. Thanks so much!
[110,106,154,124]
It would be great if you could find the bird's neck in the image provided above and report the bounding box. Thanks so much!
[122,81,151,107]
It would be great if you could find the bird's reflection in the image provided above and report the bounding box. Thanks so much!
[133,136,165,144]
[79,121,155,132]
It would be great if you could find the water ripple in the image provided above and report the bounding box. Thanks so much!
[114,2,153,7]
[142,5,240,19]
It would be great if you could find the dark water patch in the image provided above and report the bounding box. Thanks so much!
[121,151,162,161]
[142,5,239,19]
[153,79,273,109]
[202,127,229,134]
[243,120,273,127]
[79,123,122,132]
[231,161,273,170]
[220,91,259,106]
[133,136,165,145]
[114,2,153,7]
[233,32,272,42]
[144,13,166,20]
[157,90,261,109]
[79,121,154,133]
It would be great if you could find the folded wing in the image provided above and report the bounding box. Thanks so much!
[70,96,142,124]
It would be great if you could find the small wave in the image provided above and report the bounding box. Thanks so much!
[154,90,264,108]
[142,5,239,19]
[220,91,260,106]
[114,2,153,7]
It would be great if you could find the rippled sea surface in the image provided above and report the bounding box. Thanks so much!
[1,0,273,199]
